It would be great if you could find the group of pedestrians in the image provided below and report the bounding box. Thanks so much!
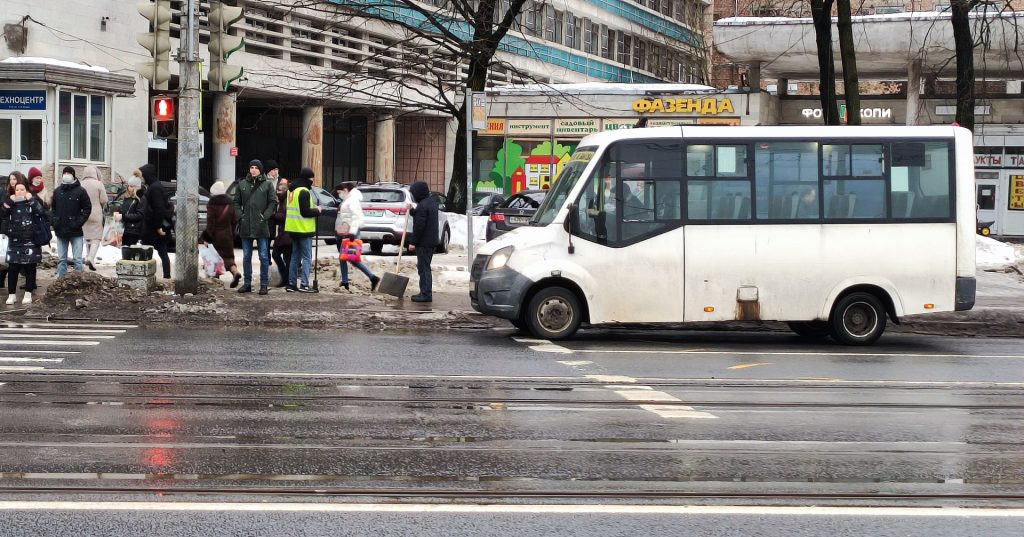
[2,159,437,304]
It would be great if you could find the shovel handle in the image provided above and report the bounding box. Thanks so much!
[395,204,411,270]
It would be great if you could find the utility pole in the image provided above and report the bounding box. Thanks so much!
[175,0,201,294]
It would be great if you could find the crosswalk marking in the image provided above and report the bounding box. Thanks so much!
[0,323,139,369]
[0,340,100,346]
[0,327,127,334]
[584,375,717,420]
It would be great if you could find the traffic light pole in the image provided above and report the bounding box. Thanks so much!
[174,0,200,295]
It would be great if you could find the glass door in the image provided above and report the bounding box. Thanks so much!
[0,114,45,174]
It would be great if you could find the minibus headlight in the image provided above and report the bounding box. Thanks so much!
[486,246,514,271]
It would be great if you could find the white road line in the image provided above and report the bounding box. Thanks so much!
[0,357,64,363]
[1,322,138,329]
[0,350,79,354]
[0,502,1020,517]
[512,337,574,354]
[0,340,100,346]
[589,375,718,420]
[556,360,593,366]
[0,334,115,340]
[0,328,126,334]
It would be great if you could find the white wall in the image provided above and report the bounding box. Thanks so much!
[1,1,149,181]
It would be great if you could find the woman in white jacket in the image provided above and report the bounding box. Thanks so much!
[334,183,380,291]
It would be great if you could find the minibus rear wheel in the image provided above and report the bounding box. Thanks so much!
[526,287,582,340]
[829,292,887,345]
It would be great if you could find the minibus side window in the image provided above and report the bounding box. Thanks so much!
[574,139,683,246]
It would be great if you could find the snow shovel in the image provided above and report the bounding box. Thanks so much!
[377,205,411,298]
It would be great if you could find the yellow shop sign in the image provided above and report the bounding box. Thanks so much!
[632,97,735,115]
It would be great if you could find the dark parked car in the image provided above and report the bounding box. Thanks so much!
[472,192,505,216]
[485,189,547,241]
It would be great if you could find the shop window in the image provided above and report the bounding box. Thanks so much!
[20,118,43,161]
[58,91,107,163]
[0,119,11,159]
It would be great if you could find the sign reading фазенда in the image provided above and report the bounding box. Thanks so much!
[0,90,46,110]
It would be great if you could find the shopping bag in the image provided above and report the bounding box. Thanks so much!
[339,238,362,263]
[199,244,225,278]
[0,234,8,264]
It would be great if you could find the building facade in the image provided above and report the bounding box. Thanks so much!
[712,11,1024,236]
[1,0,709,194]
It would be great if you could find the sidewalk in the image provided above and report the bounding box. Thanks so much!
[11,239,1024,338]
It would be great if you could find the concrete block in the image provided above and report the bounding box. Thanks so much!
[116,259,157,277]
[118,274,157,292]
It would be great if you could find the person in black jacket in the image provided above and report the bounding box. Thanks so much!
[115,176,146,247]
[50,166,92,278]
[2,180,45,305]
[139,163,173,279]
[407,181,438,303]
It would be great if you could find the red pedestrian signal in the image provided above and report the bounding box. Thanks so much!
[150,96,177,140]
[153,97,174,120]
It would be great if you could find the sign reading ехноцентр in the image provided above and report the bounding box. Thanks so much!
[0,90,46,110]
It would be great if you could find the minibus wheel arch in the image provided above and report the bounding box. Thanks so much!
[521,278,590,326]
[831,285,899,325]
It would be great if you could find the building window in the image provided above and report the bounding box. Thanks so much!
[565,16,577,48]
[582,18,593,54]
[58,91,108,163]
[543,5,555,41]
[618,34,631,64]
[553,11,564,43]
[601,26,612,59]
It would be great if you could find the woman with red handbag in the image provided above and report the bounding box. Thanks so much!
[334,182,379,292]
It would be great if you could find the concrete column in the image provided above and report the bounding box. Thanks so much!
[212,92,237,185]
[777,77,789,97]
[374,114,395,183]
[906,60,922,126]
[302,105,324,187]
[747,62,761,92]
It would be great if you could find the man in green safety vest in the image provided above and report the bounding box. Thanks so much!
[284,167,322,293]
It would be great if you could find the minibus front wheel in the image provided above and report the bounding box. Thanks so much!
[526,286,582,340]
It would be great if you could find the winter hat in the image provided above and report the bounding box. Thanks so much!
[249,159,263,174]
[27,167,42,181]
[298,167,315,181]
[210,181,227,196]
[62,166,76,178]
[127,176,143,188]
[139,163,158,185]
[264,160,279,172]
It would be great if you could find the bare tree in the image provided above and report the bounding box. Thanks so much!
[263,0,529,213]
[810,0,841,124]
[951,0,982,131]
[835,0,861,124]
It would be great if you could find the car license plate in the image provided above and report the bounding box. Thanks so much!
[509,216,529,225]
[364,210,384,217]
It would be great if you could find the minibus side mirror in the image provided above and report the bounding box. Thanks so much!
[565,203,577,254]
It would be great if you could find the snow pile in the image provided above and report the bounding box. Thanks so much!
[445,213,488,250]
[94,245,122,266]
[1,57,111,73]
[977,236,1019,269]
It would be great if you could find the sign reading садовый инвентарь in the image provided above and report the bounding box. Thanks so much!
[0,90,46,111]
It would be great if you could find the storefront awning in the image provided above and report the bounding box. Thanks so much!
[0,58,136,95]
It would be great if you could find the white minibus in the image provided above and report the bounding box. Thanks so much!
[470,126,977,345]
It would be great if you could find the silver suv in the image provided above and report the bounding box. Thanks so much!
[358,184,451,254]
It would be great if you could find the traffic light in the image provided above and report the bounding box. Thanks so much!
[208,1,245,91]
[136,0,172,90]
[152,96,177,139]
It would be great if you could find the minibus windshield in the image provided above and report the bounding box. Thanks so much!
[532,147,596,225]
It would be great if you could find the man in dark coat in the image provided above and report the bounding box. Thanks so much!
[231,159,278,294]
[139,163,173,279]
[407,181,438,303]
[50,166,92,278]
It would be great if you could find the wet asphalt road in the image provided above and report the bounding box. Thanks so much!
[0,321,1022,535]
